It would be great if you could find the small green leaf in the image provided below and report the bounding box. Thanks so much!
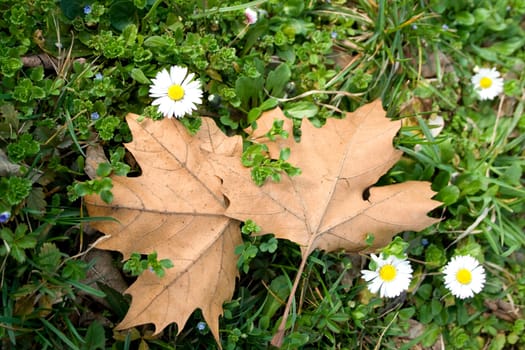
[96,163,112,177]
[382,236,409,259]
[97,282,130,318]
[365,233,375,246]
[62,260,88,280]
[279,147,291,161]
[31,86,46,99]
[472,8,490,23]
[470,45,499,62]
[130,68,151,84]
[160,259,174,269]
[82,321,106,350]
[29,67,44,81]
[100,190,113,204]
[2,176,32,205]
[283,0,305,17]
[259,98,279,111]
[501,163,522,185]
[27,187,47,214]
[109,0,137,31]
[265,63,291,97]
[259,237,278,253]
[7,134,40,162]
[144,36,170,48]
[241,219,261,235]
[247,107,262,124]
[455,12,475,26]
[284,101,318,119]
[487,37,525,56]
[68,279,106,298]
[421,324,441,347]
[235,75,264,109]
[36,243,63,273]
[435,185,460,205]
[60,0,84,19]
[425,244,447,267]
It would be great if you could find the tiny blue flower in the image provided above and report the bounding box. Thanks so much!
[421,238,429,247]
[411,24,418,30]
[0,211,11,223]
[84,5,92,15]
[442,24,449,30]
[331,31,337,39]
[94,72,103,80]
[91,112,100,120]
[196,321,206,331]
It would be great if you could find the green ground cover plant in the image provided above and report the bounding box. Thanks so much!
[1,0,524,349]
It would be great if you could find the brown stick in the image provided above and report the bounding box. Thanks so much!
[21,54,87,70]
[21,54,58,69]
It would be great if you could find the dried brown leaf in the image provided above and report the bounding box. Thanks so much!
[216,99,440,254]
[85,114,242,343]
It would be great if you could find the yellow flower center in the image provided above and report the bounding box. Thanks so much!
[479,77,492,89]
[456,268,472,285]
[379,264,397,282]
[168,84,185,101]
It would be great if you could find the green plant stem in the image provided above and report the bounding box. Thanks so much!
[191,0,268,19]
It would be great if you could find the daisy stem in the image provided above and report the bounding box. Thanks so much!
[487,94,505,156]
[227,25,249,49]
[374,311,399,350]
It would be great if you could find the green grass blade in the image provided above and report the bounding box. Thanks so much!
[41,318,80,350]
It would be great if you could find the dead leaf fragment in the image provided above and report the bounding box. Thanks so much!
[85,115,243,344]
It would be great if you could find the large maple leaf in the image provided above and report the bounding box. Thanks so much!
[216,99,440,253]
[85,115,243,343]
[210,99,441,345]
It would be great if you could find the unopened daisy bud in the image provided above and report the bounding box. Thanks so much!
[471,67,504,100]
[443,255,486,299]
[361,253,413,298]
[244,8,257,25]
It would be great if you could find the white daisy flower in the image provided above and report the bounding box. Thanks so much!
[244,8,257,25]
[361,253,413,298]
[471,67,503,100]
[443,255,486,299]
[149,66,203,119]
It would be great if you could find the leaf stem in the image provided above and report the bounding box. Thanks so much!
[270,247,312,347]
